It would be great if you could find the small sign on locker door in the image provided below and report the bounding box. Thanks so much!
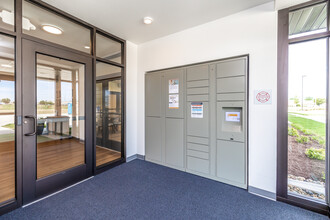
[191,102,203,118]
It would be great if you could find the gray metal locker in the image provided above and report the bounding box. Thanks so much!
[145,56,248,190]
[185,64,211,175]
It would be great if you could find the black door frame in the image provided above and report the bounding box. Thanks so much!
[95,76,125,172]
[277,0,330,215]
[21,39,93,204]
[96,77,122,153]
[0,0,126,215]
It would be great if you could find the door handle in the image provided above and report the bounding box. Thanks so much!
[24,115,37,136]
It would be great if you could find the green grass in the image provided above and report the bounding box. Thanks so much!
[0,104,15,111]
[288,112,308,116]
[2,123,15,130]
[288,114,325,138]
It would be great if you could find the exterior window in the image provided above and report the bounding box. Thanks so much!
[289,2,327,39]
[22,0,91,53]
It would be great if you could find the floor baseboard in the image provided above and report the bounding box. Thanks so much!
[126,154,145,162]
[248,186,276,201]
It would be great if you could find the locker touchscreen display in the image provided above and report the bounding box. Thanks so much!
[225,112,240,122]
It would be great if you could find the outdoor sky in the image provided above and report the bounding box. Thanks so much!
[289,38,327,100]
[0,80,73,103]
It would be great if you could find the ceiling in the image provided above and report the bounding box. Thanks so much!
[42,0,273,44]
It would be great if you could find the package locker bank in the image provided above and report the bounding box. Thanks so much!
[145,55,248,188]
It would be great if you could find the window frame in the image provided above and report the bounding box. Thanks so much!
[277,0,330,216]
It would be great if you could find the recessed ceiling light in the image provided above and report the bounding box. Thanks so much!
[1,64,12,68]
[143,17,153,25]
[84,46,90,49]
[42,25,63,35]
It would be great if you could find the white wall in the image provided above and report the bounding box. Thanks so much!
[125,41,138,157]
[136,2,277,193]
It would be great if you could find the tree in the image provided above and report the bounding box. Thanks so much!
[1,98,10,104]
[292,96,299,107]
[305,96,313,101]
[316,98,326,106]
[39,100,54,105]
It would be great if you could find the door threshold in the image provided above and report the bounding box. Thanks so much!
[23,176,94,208]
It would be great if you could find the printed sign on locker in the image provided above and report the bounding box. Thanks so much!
[169,94,179,109]
[169,79,179,94]
[254,90,272,104]
[191,102,203,118]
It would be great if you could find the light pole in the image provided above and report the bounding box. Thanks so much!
[301,75,307,111]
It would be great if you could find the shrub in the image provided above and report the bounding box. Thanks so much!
[305,148,325,160]
[296,135,309,144]
[311,136,325,147]
[288,127,299,137]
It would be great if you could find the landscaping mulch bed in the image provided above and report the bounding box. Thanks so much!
[288,132,325,181]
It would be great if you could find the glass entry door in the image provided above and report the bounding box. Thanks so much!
[22,39,93,204]
[96,78,122,167]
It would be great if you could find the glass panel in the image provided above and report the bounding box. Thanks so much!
[96,62,122,167]
[288,38,326,202]
[23,1,91,53]
[96,33,122,64]
[0,0,15,31]
[36,54,85,179]
[0,35,15,203]
[289,2,327,39]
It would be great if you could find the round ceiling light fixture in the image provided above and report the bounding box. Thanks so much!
[143,17,153,25]
[42,25,63,35]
